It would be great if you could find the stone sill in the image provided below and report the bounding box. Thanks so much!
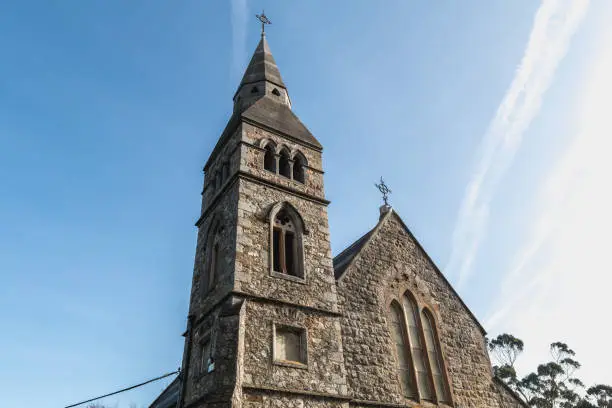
[273,359,308,370]
[270,270,307,284]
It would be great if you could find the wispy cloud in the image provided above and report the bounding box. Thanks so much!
[445,0,590,288]
[230,0,249,81]
[486,17,612,385]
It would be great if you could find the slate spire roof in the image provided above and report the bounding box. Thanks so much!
[237,34,286,92]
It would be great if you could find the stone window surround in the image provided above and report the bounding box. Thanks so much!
[267,202,308,284]
[201,217,225,296]
[271,322,309,370]
[386,290,454,407]
[197,330,213,377]
[260,139,308,185]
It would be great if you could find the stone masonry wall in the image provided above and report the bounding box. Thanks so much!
[233,178,337,312]
[189,181,239,318]
[241,301,348,396]
[336,211,524,408]
[241,123,325,200]
[184,297,242,408]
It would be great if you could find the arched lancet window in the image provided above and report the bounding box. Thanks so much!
[272,88,281,96]
[263,143,277,173]
[389,301,417,399]
[278,149,291,178]
[204,221,224,293]
[251,86,259,94]
[422,309,450,404]
[403,293,434,401]
[270,204,304,278]
[292,152,306,184]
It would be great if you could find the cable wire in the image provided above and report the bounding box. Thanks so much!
[64,369,180,408]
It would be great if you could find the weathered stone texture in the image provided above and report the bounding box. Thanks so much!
[241,124,325,200]
[337,212,524,408]
[234,178,337,312]
[184,298,242,407]
[189,181,239,317]
[241,301,347,396]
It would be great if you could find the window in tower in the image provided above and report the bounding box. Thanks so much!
[278,149,291,178]
[263,143,277,173]
[403,292,434,401]
[422,308,451,404]
[251,86,259,94]
[272,88,281,96]
[270,204,304,279]
[199,337,211,375]
[389,301,417,399]
[204,222,224,293]
[292,152,306,184]
[274,324,307,366]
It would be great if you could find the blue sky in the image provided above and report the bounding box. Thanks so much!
[1,1,611,407]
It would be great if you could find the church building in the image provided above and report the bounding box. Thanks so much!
[149,21,525,408]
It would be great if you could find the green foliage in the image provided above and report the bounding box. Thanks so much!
[488,334,609,408]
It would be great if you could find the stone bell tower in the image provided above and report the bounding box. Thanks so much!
[179,21,348,408]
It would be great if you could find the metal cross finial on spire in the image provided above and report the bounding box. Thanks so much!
[375,177,392,206]
[256,11,271,36]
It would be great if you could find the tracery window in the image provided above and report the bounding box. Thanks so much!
[270,204,304,279]
[387,291,452,405]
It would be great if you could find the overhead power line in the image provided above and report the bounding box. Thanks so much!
[64,369,180,408]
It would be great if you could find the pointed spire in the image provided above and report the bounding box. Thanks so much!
[238,35,286,90]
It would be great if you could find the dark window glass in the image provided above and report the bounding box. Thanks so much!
[285,231,295,275]
[293,156,305,183]
[264,145,276,172]
[279,151,291,178]
[272,228,281,272]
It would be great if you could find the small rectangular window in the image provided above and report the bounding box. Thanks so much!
[274,325,306,365]
[272,228,281,272]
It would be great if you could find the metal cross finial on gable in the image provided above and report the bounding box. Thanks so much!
[256,11,271,36]
[375,177,392,206]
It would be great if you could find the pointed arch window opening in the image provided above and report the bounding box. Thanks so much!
[264,144,277,173]
[389,301,418,399]
[422,309,451,404]
[251,86,260,94]
[272,88,281,96]
[278,150,291,178]
[387,292,451,405]
[292,154,306,184]
[403,294,435,401]
[204,223,224,294]
[270,207,304,279]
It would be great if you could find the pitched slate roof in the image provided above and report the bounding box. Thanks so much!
[148,376,179,408]
[333,229,375,279]
[238,35,286,90]
[243,97,322,149]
